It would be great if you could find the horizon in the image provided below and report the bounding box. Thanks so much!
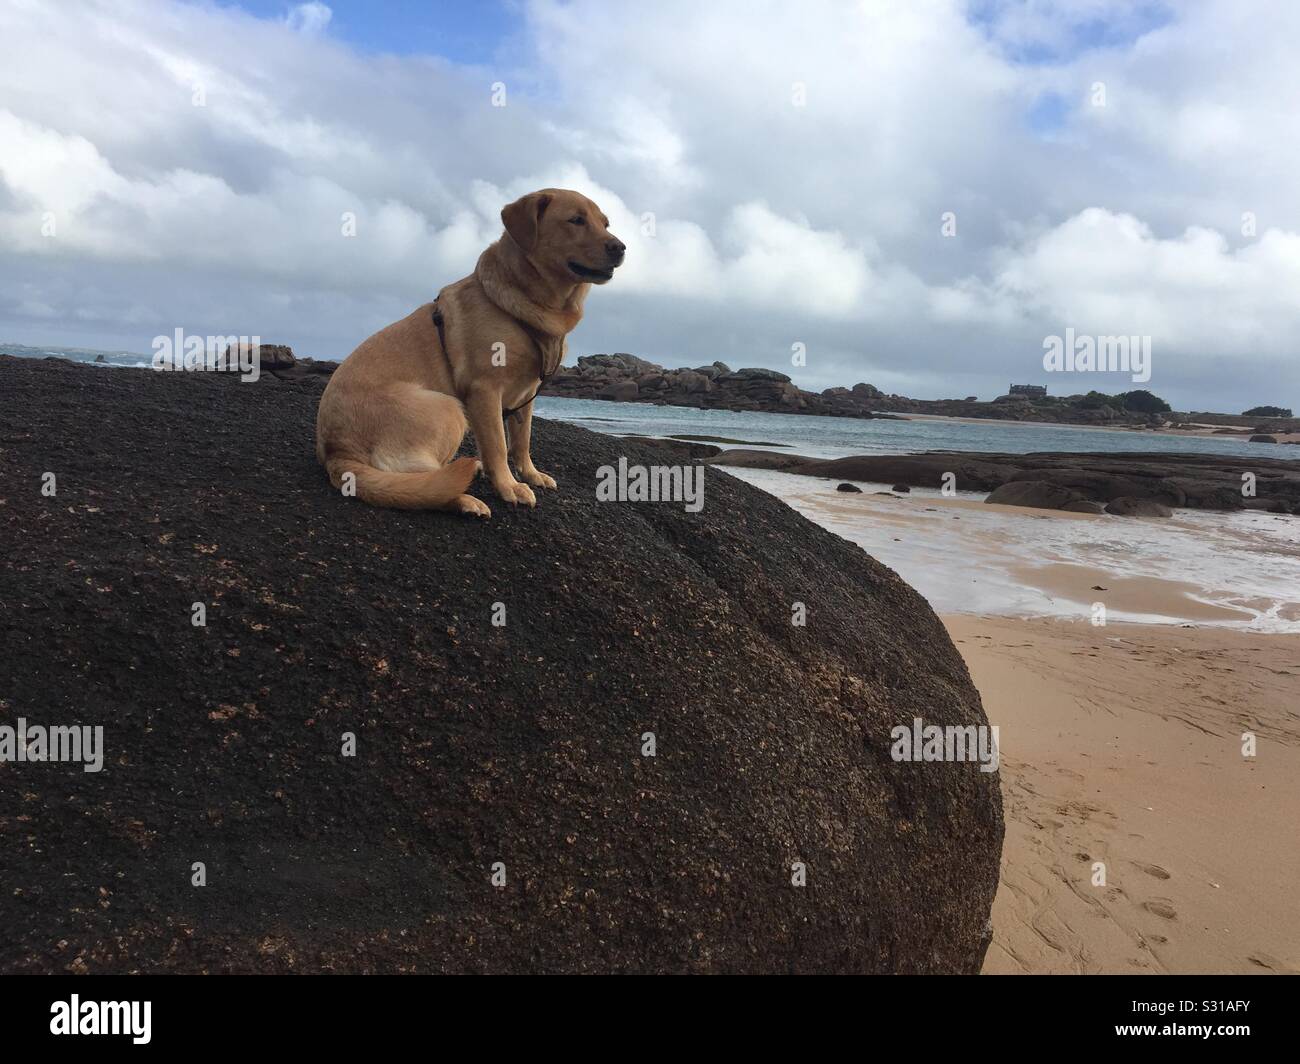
[0,338,1290,417]
[2,0,1298,411]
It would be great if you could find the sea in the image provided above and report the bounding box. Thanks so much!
[534,396,1299,462]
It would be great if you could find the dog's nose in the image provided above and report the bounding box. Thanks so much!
[606,238,626,264]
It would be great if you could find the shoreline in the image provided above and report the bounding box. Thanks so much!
[723,465,1300,632]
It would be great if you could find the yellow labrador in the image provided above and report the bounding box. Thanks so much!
[315,188,624,516]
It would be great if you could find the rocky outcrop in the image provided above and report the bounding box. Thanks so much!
[1105,497,1173,518]
[708,447,1300,515]
[1251,434,1278,444]
[0,354,1003,974]
[541,353,902,419]
[985,482,1086,511]
[220,341,339,381]
[543,354,1177,426]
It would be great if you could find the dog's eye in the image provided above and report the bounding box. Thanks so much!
[569,216,586,225]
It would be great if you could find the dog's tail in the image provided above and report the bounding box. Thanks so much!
[324,455,481,510]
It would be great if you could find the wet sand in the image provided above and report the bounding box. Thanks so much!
[722,466,1300,629]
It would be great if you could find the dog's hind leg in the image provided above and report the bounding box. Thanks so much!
[325,385,489,514]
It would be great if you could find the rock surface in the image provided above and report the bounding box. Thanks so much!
[0,355,1003,974]
[219,341,338,381]
[709,448,1300,515]
[1105,497,1174,518]
[985,481,1086,511]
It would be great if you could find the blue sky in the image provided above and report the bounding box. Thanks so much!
[966,0,1175,64]
[214,0,522,62]
[222,0,1179,66]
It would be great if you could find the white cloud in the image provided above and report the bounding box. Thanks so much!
[285,3,332,37]
[0,0,1296,409]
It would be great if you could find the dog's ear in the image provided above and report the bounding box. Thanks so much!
[501,191,552,252]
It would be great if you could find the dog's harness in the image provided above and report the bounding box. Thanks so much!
[430,298,558,422]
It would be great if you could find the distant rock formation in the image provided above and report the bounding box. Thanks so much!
[541,353,901,419]
[540,353,1185,426]
[221,342,339,381]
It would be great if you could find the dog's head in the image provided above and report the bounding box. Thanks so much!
[500,188,625,285]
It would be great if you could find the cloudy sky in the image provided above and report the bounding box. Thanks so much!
[1,0,1297,410]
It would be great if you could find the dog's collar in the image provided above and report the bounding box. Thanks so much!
[430,298,555,422]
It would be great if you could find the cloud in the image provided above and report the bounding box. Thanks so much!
[0,0,1296,410]
[285,3,332,37]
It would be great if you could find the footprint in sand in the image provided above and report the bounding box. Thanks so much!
[1245,954,1294,972]
[1131,861,1171,880]
[1141,899,1178,920]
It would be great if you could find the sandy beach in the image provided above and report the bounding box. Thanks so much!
[729,470,1300,974]
[949,616,1300,975]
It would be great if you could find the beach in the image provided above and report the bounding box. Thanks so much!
[951,616,1299,975]
[725,469,1300,974]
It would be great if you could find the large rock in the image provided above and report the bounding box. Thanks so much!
[222,341,296,371]
[735,367,792,382]
[1105,496,1173,518]
[581,353,661,376]
[597,379,639,402]
[0,354,1003,974]
[1005,468,1181,505]
[675,370,712,394]
[984,481,1085,511]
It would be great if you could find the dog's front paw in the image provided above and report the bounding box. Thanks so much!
[452,494,492,518]
[494,478,537,507]
[518,466,557,490]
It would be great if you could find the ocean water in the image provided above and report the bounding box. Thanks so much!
[1,342,155,370]
[535,396,1299,462]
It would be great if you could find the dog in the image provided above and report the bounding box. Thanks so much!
[315,188,625,516]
